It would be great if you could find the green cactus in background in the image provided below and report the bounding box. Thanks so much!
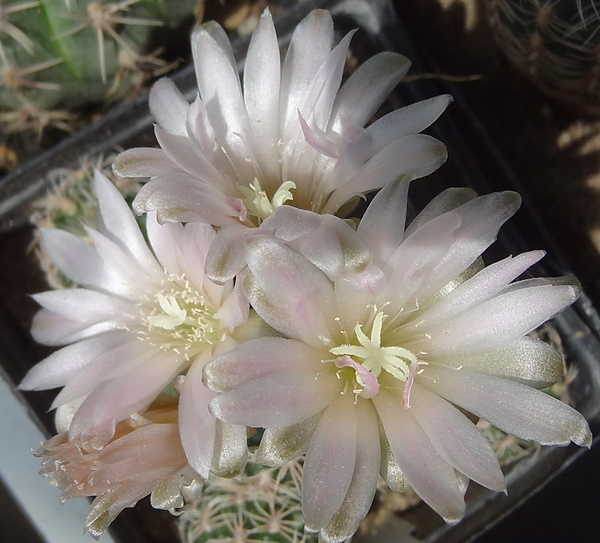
[488,0,600,113]
[0,0,199,135]
[179,456,319,543]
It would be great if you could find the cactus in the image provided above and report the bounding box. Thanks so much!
[0,0,199,131]
[487,0,600,112]
[178,456,319,543]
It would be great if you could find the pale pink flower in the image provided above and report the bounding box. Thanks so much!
[21,171,250,480]
[113,9,451,282]
[203,179,592,542]
[36,396,202,539]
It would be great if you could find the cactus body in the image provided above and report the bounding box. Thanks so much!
[0,0,199,112]
[488,0,600,112]
[178,457,318,543]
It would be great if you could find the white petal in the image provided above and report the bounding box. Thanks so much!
[430,336,564,388]
[112,148,179,178]
[404,186,477,237]
[149,77,190,136]
[411,282,580,355]
[329,52,411,132]
[358,177,411,263]
[19,332,129,391]
[421,365,592,447]
[280,9,334,137]
[367,94,453,154]
[243,9,281,181]
[93,171,159,271]
[324,134,448,213]
[303,392,357,532]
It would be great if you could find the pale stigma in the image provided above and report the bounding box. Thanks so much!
[239,178,297,223]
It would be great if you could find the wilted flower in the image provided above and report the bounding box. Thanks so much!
[203,179,592,542]
[113,8,451,282]
[21,171,251,480]
[36,395,202,539]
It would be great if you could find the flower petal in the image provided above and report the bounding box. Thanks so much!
[421,365,592,447]
[209,371,341,428]
[149,77,190,136]
[303,392,357,532]
[410,384,505,491]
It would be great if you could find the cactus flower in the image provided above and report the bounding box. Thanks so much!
[35,395,203,539]
[203,178,592,543]
[113,8,451,283]
[20,171,250,481]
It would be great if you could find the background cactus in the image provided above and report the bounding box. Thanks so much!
[179,456,319,543]
[487,0,600,113]
[0,0,201,163]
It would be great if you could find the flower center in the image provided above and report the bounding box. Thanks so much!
[140,275,223,359]
[238,178,297,224]
[329,311,422,406]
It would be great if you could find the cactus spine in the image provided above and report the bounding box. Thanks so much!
[0,0,199,123]
[488,0,600,112]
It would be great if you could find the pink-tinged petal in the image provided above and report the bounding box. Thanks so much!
[367,94,453,154]
[204,337,326,393]
[320,399,380,543]
[149,78,189,136]
[260,205,321,242]
[335,356,379,398]
[358,177,411,263]
[280,9,334,137]
[209,370,341,428]
[41,228,106,288]
[242,236,337,347]
[243,9,281,181]
[93,171,159,271]
[112,148,178,178]
[431,336,564,389]
[382,210,463,310]
[303,392,357,532]
[68,351,184,447]
[329,52,411,132]
[324,134,448,213]
[132,173,245,226]
[179,354,217,479]
[373,390,466,523]
[256,413,321,466]
[19,332,130,391]
[404,186,476,237]
[205,223,252,284]
[400,251,546,334]
[410,282,580,355]
[421,365,592,447]
[145,214,185,276]
[410,384,505,491]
